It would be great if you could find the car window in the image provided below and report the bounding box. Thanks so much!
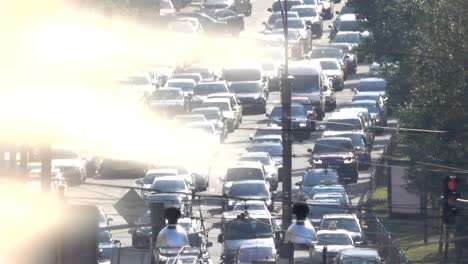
[326,118,363,131]
[202,101,231,111]
[226,168,264,181]
[303,171,338,186]
[229,183,268,196]
[321,219,360,232]
[317,233,353,245]
[314,140,354,153]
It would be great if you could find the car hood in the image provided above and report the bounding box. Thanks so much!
[313,152,354,158]
[225,238,275,252]
[271,116,307,123]
[302,16,320,23]
[223,111,234,119]
[291,92,321,104]
[236,93,261,99]
[315,245,354,254]
[323,70,342,77]
[230,195,269,200]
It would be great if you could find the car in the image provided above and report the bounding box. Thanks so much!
[165,78,197,97]
[98,207,113,228]
[225,180,273,211]
[296,168,339,199]
[201,97,240,131]
[114,73,155,100]
[308,199,346,227]
[136,168,178,198]
[319,0,334,19]
[239,151,280,184]
[291,5,323,38]
[328,43,358,76]
[205,8,246,35]
[309,46,353,76]
[247,142,283,167]
[351,100,387,130]
[308,137,359,183]
[355,77,387,96]
[218,211,279,263]
[312,192,351,207]
[50,148,87,185]
[207,93,243,125]
[167,20,203,34]
[174,113,207,125]
[320,214,366,244]
[182,64,216,82]
[98,157,148,179]
[98,231,120,263]
[324,111,372,146]
[229,81,267,114]
[179,11,244,36]
[264,28,307,59]
[352,92,386,110]
[263,11,299,32]
[310,230,355,263]
[129,210,152,248]
[201,0,252,16]
[189,81,230,109]
[323,132,371,169]
[222,162,271,201]
[191,107,229,141]
[329,14,360,41]
[271,18,312,49]
[146,193,190,216]
[332,31,364,62]
[269,0,304,12]
[333,248,382,263]
[260,59,281,91]
[267,103,315,139]
[337,107,375,144]
[148,88,187,115]
[303,0,323,16]
[148,176,193,210]
[173,72,204,84]
[308,184,348,199]
[252,134,282,144]
[186,121,226,143]
[222,63,268,91]
[312,58,344,91]
[235,241,277,264]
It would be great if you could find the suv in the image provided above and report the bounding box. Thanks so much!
[192,107,229,142]
[267,103,315,139]
[320,214,367,244]
[238,152,279,187]
[225,180,273,211]
[296,168,339,199]
[323,132,371,169]
[351,100,387,131]
[324,111,372,146]
[222,162,271,199]
[308,137,359,183]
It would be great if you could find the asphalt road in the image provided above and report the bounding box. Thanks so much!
[66,0,393,262]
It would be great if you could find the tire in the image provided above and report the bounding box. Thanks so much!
[245,3,252,16]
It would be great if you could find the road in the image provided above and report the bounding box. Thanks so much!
[66,0,393,262]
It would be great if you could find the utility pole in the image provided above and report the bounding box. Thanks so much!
[279,0,294,262]
[41,144,52,193]
[150,202,165,264]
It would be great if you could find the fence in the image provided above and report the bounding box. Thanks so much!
[366,131,412,264]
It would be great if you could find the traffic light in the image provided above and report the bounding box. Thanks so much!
[443,175,460,224]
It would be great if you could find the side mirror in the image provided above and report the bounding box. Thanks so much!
[362,225,368,230]
[265,113,270,117]
[328,25,332,29]
[267,7,272,12]
[249,135,254,141]
[275,231,282,240]
[335,10,339,15]
[295,181,302,186]
[262,21,267,26]
[134,178,143,185]
[217,234,224,243]
[307,148,313,153]
[206,241,213,247]
[108,217,113,222]
[113,240,121,245]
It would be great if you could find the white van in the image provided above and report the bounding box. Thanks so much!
[288,60,326,119]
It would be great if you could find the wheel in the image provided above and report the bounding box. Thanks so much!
[245,3,252,16]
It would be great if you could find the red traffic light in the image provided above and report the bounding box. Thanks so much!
[448,179,457,192]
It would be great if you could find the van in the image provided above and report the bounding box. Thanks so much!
[288,60,326,119]
[221,63,268,91]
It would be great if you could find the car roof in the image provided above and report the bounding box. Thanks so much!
[336,31,361,36]
[291,4,316,9]
[323,131,366,138]
[322,213,357,220]
[241,152,271,158]
[167,78,196,83]
[353,91,383,96]
[153,176,185,182]
[230,161,264,169]
[202,98,231,103]
[317,229,352,235]
[174,72,202,77]
[311,58,340,63]
[207,92,235,98]
[360,77,386,83]
[254,135,282,139]
[352,100,378,105]
[157,87,182,92]
[192,107,221,112]
[339,107,370,113]
[309,199,342,205]
[251,142,282,147]
[338,14,357,21]
[314,192,347,198]
[329,111,360,119]
[230,80,260,85]
[146,169,178,175]
[312,184,345,189]
[305,168,338,175]
[240,241,276,249]
[339,247,379,256]
[231,180,267,185]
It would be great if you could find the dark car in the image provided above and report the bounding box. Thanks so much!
[296,168,339,199]
[191,107,229,140]
[226,180,272,211]
[309,46,354,76]
[189,81,230,109]
[329,14,361,41]
[323,132,371,169]
[178,11,244,36]
[98,231,119,262]
[308,137,359,183]
[351,99,387,129]
[99,158,148,179]
[264,11,299,31]
[267,104,315,139]
[129,210,151,248]
[201,0,252,16]
[332,31,364,62]
[148,88,187,115]
[333,248,382,263]
[205,8,245,33]
[229,81,267,113]
[355,78,387,96]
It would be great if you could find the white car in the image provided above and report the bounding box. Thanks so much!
[117,73,155,99]
[201,97,240,132]
[310,230,355,263]
[312,58,344,91]
[165,78,197,97]
[238,152,280,189]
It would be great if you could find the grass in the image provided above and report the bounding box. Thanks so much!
[368,187,448,263]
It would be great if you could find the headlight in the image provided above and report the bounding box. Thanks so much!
[266,199,272,206]
[344,157,356,164]
[299,122,307,127]
[313,159,322,164]
[228,200,235,206]
[217,120,224,128]
[376,118,381,122]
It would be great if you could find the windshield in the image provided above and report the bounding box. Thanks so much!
[358,81,387,91]
[274,19,304,29]
[311,48,342,59]
[224,218,273,240]
[291,75,320,93]
[229,183,268,196]
[293,8,317,17]
[192,109,220,120]
[151,90,183,100]
[151,180,186,192]
[254,128,283,137]
[175,74,200,82]
[321,219,360,232]
[304,171,338,186]
[352,103,379,114]
[226,168,264,181]
[161,0,173,9]
[249,145,282,156]
[193,84,227,95]
[304,0,318,4]
[223,69,262,82]
[98,231,112,244]
[334,33,361,44]
[52,149,78,159]
[184,68,212,79]
[239,248,275,262]
[314,140,354,153]
[233,203,267,211]
[239,156,271,165]
[310,187,346,197]
[345,135,365,147]
[310,204,346,219]
[317,233,353,245]
[327,118,362,131]
[268,13,298,24]
[338,20,360,31]
[144,172,177,184]
[202,102,230,111]
[271,105,305,118]
[353,95,379,101]
[230,83,261,93]
[166,81,195,91]
[320,61,340,70]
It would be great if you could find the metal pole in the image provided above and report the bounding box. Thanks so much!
[280,0,294,262]
[443,224,450,262]
[41,144,52,193]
